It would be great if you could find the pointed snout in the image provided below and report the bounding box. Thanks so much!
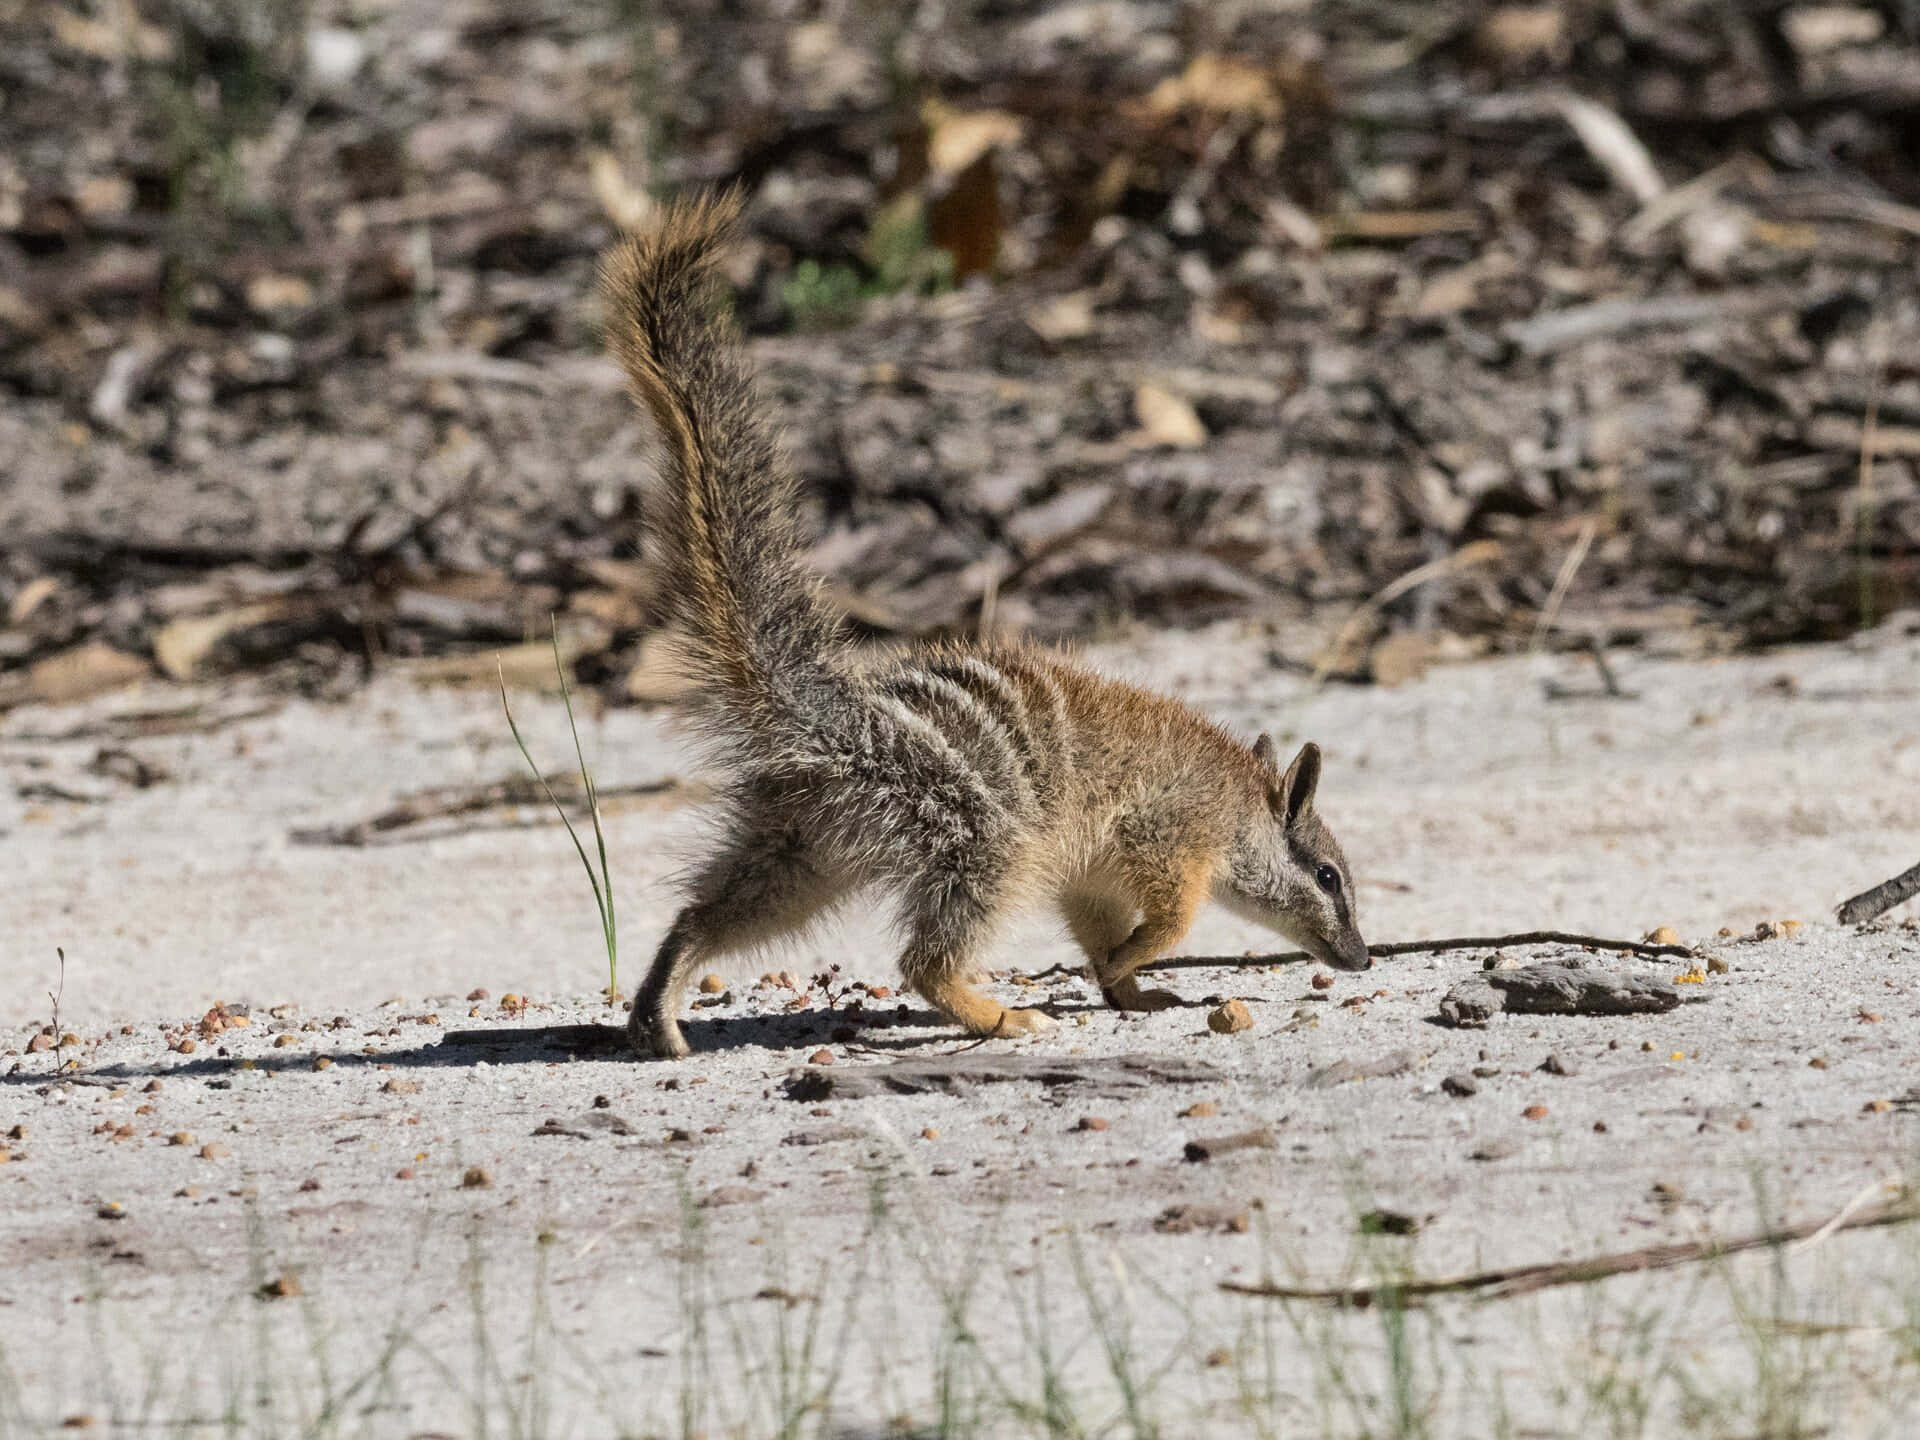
[1326,930,1373,972]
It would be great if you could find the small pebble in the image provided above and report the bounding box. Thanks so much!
[467,988,489,1001]
[199,1143,231,1160]
[1441,1073,1477,1098]
[1076,1116,1109,1132]
[168,1131,194,1147]
[1645,926,1680,946]
[1310,971,1334,991]
[921,1126,939,1141]
[698,974,726,994]
[1181,1100,1218,1118]
[806,1049,834,1066]
[1522,1104,1549,1120]
[1539,1053,1574,1077]
[258,1275,302,1300]
[274,1034,298,1048]
[1706,955,1729,974]
[1207,1000,1253,1035]
[312,1056,333,1071]
[461,1166,494,1188]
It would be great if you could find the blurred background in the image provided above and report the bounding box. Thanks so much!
[3,0,1918,710]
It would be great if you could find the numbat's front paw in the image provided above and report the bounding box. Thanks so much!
[994,1006,1056,1037]
[1100,979,1182,1013]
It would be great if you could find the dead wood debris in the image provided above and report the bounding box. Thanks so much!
[1148,929,1698,974]
[1222,1188,1920,1307]
[3,1,1918,692]
[290,775,689,847]
[1836,861,1920,926]
[783,1051,1217,1102]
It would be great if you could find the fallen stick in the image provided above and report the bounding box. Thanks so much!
[291,776,687,846]
[1145,929,1695,973]
[1222,1189,1918,1307]
[1836,861,1920,926]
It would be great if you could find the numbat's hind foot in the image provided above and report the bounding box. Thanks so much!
[629,1008,690,1060]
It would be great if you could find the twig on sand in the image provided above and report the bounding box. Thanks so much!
[1222,1186,1918,1307]
[1837,860,1920,926]
[1144,929,1696,974]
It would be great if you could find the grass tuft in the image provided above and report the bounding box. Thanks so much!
[498,623,619,999]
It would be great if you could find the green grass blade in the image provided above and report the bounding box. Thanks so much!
[550,624,618,994]
[498,661,617,995]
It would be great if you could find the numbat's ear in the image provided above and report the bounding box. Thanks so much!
[1271,741,1321,828]
[1252,732,1279,772]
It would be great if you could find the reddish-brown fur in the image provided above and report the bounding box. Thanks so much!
[599,195,1368,1059]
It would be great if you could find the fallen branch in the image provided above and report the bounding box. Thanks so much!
[1836,860,1920,926]
[1222,1188,1918,1306]
[290,775,687,847]
[1145,929,1695,973]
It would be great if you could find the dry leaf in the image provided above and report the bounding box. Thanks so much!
[154,601,289,682]
[244,274,313,314]
[48,5,172,61]
[24,643,150,706]
[1026,291,1096,343]
[8,576,60,626]
[1476,6,1568,66]
[587,148,652,230]
[924,104,1024,179]
[1143,54,1282,121]
[1130,384,1208,449]
[928,152,1002,278]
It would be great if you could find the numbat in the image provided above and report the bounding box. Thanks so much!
[600,192,1369,1059]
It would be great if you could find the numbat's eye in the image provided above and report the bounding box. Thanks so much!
[1314,864,1341,897]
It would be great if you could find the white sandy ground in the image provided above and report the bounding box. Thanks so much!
[1,619,1918,1437]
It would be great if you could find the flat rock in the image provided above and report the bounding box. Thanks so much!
[1438,964,1682,1028]
[782,1051,1217,1101]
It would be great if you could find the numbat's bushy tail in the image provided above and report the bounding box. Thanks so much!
[599,190,846,759]
[601,193,1370,1062]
